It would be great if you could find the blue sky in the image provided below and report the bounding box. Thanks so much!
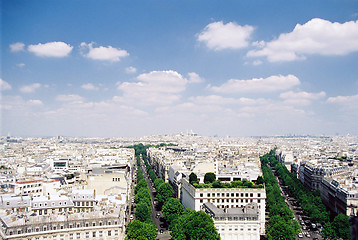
[1,0,358,137]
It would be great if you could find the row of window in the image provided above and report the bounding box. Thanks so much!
[23,229,119,240]
[200,198,261,204]
[199,193,261,198]
[8,220,119,235]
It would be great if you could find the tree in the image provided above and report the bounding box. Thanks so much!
[322,222,336,240]
[255,176,264,185]
[171,209,220,240]
[189,172,198,184]
[126,220,157,240]
[154,178,164,190]
[135,188,151,206]
[212,180,223,188]
[135,202,152,223]
[135,179,148,194]
[204,172,216,184]
[157,182,174,204]
[333,213,351,240]
[162,198,184,226]
[267,216,297,240]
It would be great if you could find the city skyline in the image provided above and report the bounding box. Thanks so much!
[1,0,358,137]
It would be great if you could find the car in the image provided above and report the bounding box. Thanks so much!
[129,215,134,220]
[313,238,318,240]
[298,233,303,238]
[306,233,311,238]
[160,229,164,234]
[302,225,307,230]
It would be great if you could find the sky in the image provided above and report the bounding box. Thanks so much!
[1,0,358,137]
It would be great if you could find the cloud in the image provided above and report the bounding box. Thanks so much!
[209,74,300,93]
[327,94,358,104]
[247,18,358,62]
[80,42,129,62]
[197,21,254,50]
[28,41,73,57]
[125,66,137,74]
[280,91,326,105]
[187,72,204,83]
[189,95,268,106]
[0,78,12,91]
[27,99,43,106]
[81,83,99,91]
[10,42,25,52]
[116,70,188,106]
[56,94,84,103]
[17,63,25,68]
[19,83,41,93]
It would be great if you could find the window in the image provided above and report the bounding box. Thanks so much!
[258,193,261,197]
[69,234,73,240]
[207,193,210,197]
[99,231,103,237]
[245,193,248,197]
[93,232,96,237]
[231,193,234,197]
[250,193,253,197]
[212,193,215,197]
[86,232,89,238]
[236,193,239,197]
[77,233,80,239]
[92,222,96,226]
[200,193,203,197]
[108,230,111,236]
[115,230,118,235]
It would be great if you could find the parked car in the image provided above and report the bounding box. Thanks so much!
[298,233,303,238]
[306,233,311,238]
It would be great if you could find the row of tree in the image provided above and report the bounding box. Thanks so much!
[126,150,157,240]
[260,153,300,240]
[261,149,351,240]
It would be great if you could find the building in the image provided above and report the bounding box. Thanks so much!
[203,202,260,240]
[180,178,266,235]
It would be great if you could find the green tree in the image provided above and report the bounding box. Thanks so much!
[157,182,174,204]
[135,202,152,223]
[135,178,148,194]
[204,172,216,184]
[322,222,336,240]
[333,213,351,240]
[212,180,223,188]
[171,209,220,240]
[154,178,164,190]
[125,220,157,240]
[135,188,152,206]
[255,176,264,185]
[189,172,198,184]
[162,197,184,226]
[267,216,297,240]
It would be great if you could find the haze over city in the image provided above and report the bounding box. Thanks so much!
[1,0,358,137]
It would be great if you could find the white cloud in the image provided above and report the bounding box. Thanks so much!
[327,94,358,104]
[27,99,43,106]
[252,60,262,66]
[80,42,129,62]
[280,91,326,105]
[197,21,254,50]
[116,70,188,106]
[209,74,300,93]
[125,66,137,74]
[17,63,25,68]
[81,83,99,91]
[28,41,73,57]
[0,78,12,91]
[248,18,358,62]
[19,83,41,93]
[189,95,268,106]
[56,94,84,103]
[10,42,25,52]
[188,72,204,83]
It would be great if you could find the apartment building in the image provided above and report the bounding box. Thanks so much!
[180,178,266,235]
[203,202,260,240]
[0,208,125,240]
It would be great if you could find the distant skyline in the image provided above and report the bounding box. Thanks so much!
[1,0,358,137]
